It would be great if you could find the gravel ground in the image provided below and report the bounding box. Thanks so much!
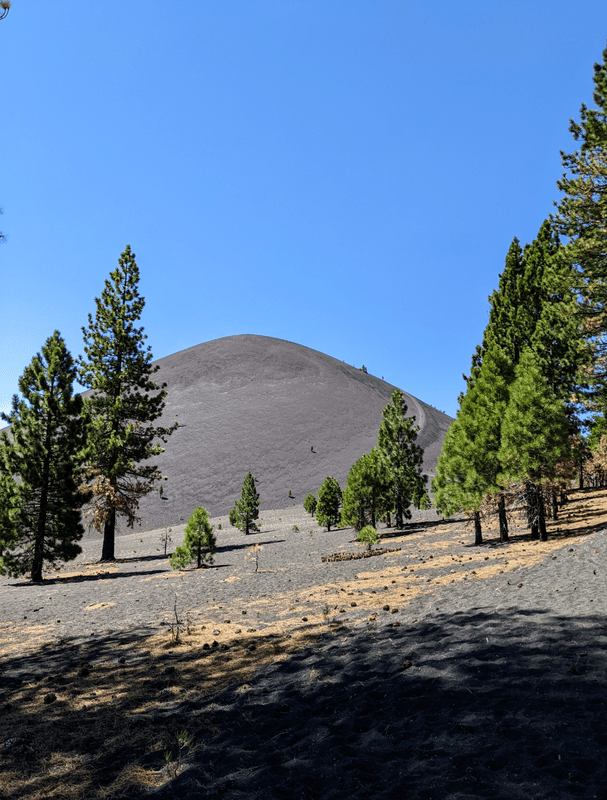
[1,492,607,800]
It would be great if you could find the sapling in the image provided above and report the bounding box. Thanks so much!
[170,507,216,569]
[303,493,317,516]
[245,543,263,572]
[160,527,173,557]
[358,525,380,551]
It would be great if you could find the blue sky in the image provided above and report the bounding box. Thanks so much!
[2,1,607,419]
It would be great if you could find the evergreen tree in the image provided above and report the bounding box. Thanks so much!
[437,219,583,543]
[432,342,512,545]
[170,506,216,569]
[303,492,317,516]
[556,44,607,430]
[0,332,88,582]
[341,448,391,531]
[377,390,426,529]
[498,349,571,541]
[79,246,177,561]
[358,525,380,551]
[315,476,342,531]
[483,237,528,366]
[231,472,260,534]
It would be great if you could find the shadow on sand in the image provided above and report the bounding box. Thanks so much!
[2,605,606,799]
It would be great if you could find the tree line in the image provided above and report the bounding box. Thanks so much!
[432,44,607,543]
[0,246,177,581]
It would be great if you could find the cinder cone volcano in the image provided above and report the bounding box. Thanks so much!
[136,334,452,530]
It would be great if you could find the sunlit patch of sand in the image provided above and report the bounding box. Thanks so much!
[85,602,115,611]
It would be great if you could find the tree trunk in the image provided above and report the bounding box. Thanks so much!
[395,492,404,530]
[579,459,584,489]
[551,490,558,521]
[474,510,483,546]
[498,495,509,542]
[385,511,392,528]
[539,492,548,541]
[101,507,116,561]
[32,423,52,582]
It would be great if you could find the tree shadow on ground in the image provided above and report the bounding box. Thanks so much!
[7,568,169,587]
[216,540,286,554]
[2,605,607,800]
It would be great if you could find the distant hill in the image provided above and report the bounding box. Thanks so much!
[132,335,452,531]
[0,334,453,533]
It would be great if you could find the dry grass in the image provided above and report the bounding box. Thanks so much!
[2,486,606,799]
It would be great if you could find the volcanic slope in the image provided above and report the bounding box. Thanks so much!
[130,335,452,532]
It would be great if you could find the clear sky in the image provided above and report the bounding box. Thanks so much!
[2,1,607,419]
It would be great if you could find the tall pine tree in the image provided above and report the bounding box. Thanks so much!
[556,43,607,441]
[377,390,426,529]
[80,246,177,561]
[0,332,88,582]
[498,349,571,541]
[432,342,512,544]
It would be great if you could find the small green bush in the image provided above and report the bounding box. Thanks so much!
[292,525,299,532]
[358,525,380,551]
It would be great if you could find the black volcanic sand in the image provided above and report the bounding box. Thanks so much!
[1,492,607,799]
[127,334,453,530]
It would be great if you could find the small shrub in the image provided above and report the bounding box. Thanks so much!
[218,523,222,530]
[164,728,196,777]
[358,525,380,551]
[292,525,299,532]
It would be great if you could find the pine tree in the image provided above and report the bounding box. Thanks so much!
[0,332,88,582]
[231,472,260,534]
[556,44,607,434]
[79,246,177,561]
[303,493,317,516]
[439,220,583,543]
[170,506,216,569]
[432,342,512,544]
[377,390,426,529]
[315,476,342,531]
[498,349,571,541]
[483,237,528,366]
[341,448,391,531]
